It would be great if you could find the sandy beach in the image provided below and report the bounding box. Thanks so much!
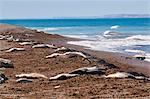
[0,24,150,98]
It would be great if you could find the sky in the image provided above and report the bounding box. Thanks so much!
[0,0,150,19]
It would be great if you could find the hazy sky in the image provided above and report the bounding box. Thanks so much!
[0,0,150,19]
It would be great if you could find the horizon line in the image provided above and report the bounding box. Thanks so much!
[0,14,150,20]
[0,17,150,20]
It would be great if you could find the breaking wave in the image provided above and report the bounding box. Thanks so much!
[67,34,150,54]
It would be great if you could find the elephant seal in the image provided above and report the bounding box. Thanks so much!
[0,58,14,68]
[16,73,48,79]
[32,44,57,49]
[103,72,150,80]
[5,48,25,52]
[49,74,79,80]
[69,66,104,75]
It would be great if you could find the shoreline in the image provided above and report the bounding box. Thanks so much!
[66,42,150,76]
[62,34,150,76]
[0,24,150,98]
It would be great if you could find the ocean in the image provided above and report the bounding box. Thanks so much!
[0,18,150,56]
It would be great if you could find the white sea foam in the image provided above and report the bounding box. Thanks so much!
[144,53,150,62]
[64,35,89,39]
[67,35,150,53]
[103,30,111,35]
[103,30,119,38]
[42,27,59,31]
[125,49,145,54]
[125,35,150,41]
[29,27,59,32]
[65,35,106,40]
[110,25,120,29]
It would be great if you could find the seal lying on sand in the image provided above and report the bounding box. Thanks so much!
[0,74,8,84]
[32,44,57,49]
[127,54,150,62]
[0,35,6,40]
[0,35,12,40]
[49,74,79,80]
[54,47,76,53]
[69,66,104,75]
[5,48,25,52]
[19,42,34,45]
[103,72,150,80]
[6,35,14,42]
[46,51,91,63]
[15,73,48,79]
[133,54,150,62]
[46,51,88,59]
[0,35,31,42]
[16,78,33,83]
[49,66,104,80]
[0,58,14,68]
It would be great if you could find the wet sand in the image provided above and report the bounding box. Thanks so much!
[0,24,150,98]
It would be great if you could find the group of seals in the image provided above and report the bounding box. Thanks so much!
[1,33,150,85]
[50,66,104,80]
[49,66,150,81]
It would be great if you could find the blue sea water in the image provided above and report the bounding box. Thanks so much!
[0,18,150,56]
